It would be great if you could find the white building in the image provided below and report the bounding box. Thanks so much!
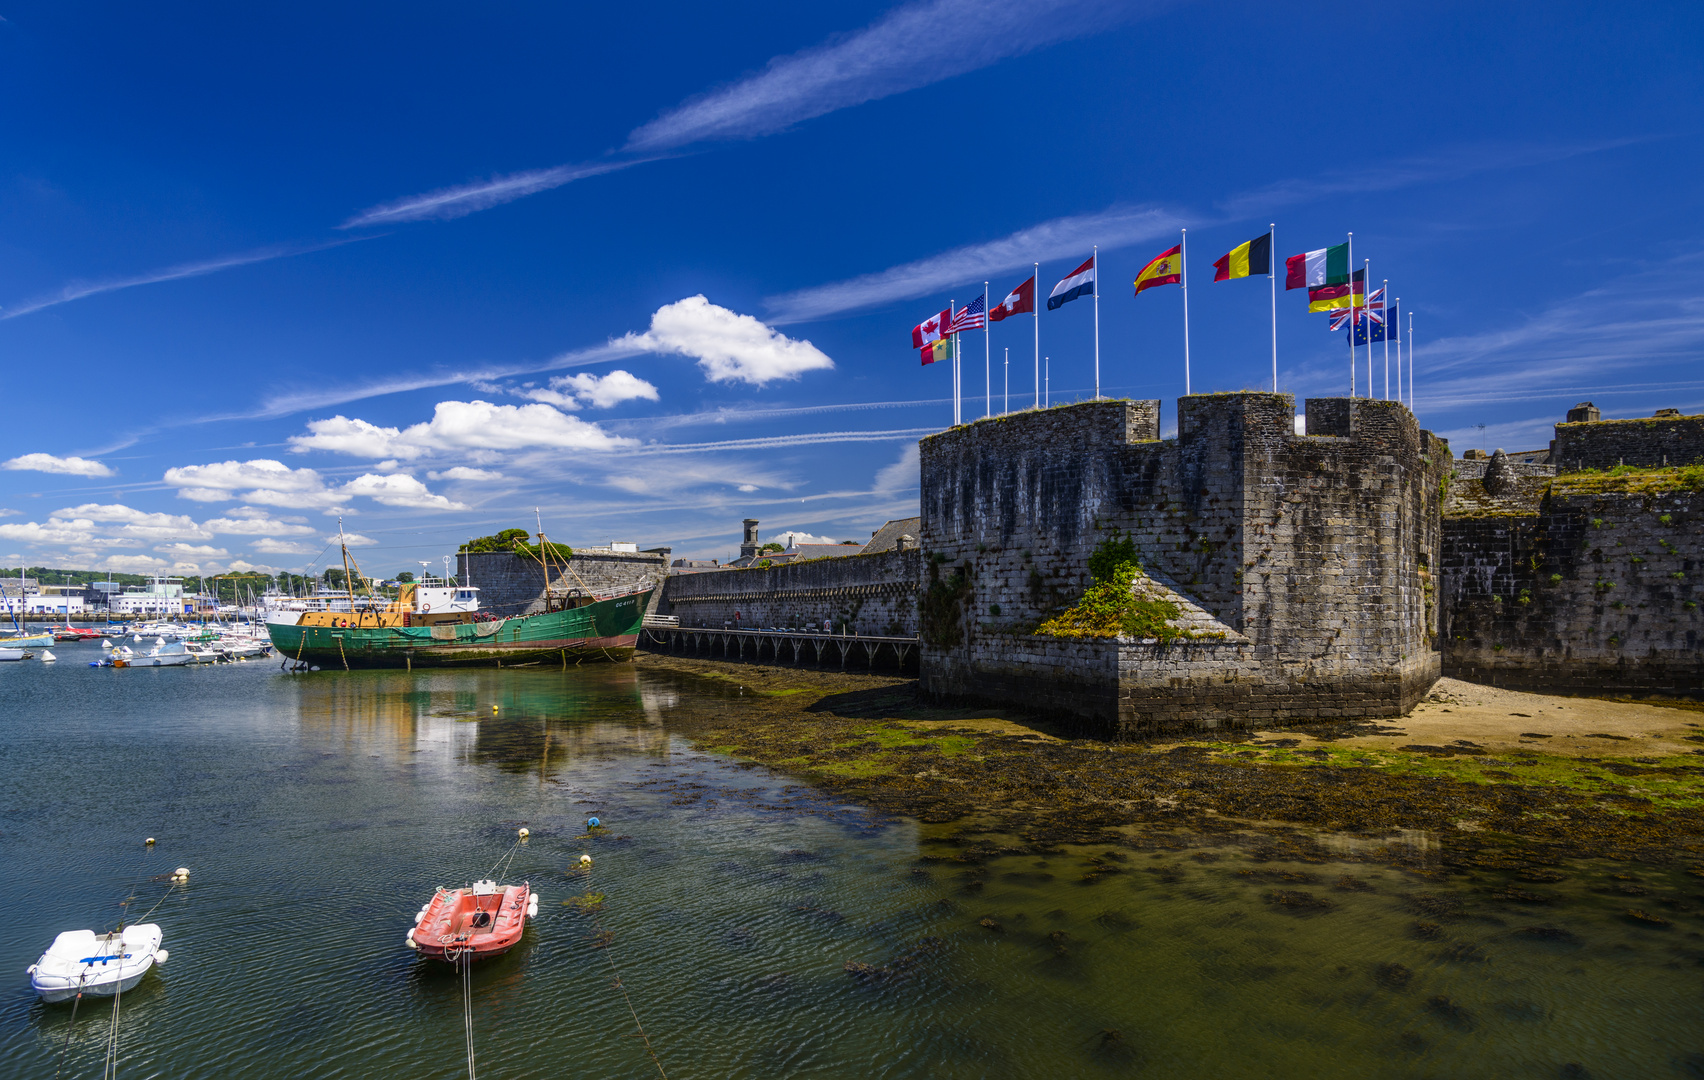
[110,577,193,616]
[22,586,88,615]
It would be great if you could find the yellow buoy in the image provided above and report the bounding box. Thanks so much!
[172,867,190,881]
[517,827,530,839]
[145,837,155,845]
[492,705,499,713]
[578,854,593,868]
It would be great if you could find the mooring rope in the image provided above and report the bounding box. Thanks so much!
[579,860,667,1079]
[460,948,477,1080]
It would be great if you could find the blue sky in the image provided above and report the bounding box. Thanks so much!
[1,1,1699,576]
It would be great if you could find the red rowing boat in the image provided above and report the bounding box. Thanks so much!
[407,879,536,962]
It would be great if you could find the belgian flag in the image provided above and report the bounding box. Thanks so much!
[1212,232,1272,281]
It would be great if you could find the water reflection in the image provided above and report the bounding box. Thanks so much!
[0,655,1700,1079]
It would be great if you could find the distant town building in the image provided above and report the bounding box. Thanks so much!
[110,576,195,616]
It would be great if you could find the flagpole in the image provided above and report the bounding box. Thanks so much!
[950,300,960,427]
[1092,245,1101,400]
[1394,296,1402,406]
[1364,259,1372,400]
[1045,356,1050,407]
[1269,222,1278,393]
[1003,347,1009,415]
[1382,278,1390,400]
[984,281,991,418]
[1408,310,1415,417]
[1181,229,1191,396]
[1347,232,1354,397]
[1032,262,1040,410]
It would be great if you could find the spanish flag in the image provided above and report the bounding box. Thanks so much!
[1307,269,1364,313]
[1212,232,1272,281]
[920,337,951,365]
[1133,244,1182,296]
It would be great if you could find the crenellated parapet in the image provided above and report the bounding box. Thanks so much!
[917,393,1448,735]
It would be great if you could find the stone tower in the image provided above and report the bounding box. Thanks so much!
[739,519,761,561]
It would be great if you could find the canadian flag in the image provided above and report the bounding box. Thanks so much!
[911,308,950,348]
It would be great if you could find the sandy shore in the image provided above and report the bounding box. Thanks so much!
[1237,677,1704,760]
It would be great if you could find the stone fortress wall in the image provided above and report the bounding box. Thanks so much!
[1438,405,1702,696]
[915,394,1447,736]
[660,548,923,636]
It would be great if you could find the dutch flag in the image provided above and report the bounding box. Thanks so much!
[1047,256,1095,310]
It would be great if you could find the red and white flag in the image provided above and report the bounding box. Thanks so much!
[911,308,950,349]
[989,275,1035,321]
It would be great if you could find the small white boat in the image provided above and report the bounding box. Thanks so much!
[136,641,195,667]
[28,924,166,1003]
[0,647,27,662]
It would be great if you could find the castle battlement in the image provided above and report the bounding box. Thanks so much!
[917,394,1448,735]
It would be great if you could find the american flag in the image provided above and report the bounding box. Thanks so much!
[948,294,986,334]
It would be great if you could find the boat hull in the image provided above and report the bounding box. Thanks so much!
[1,633,53,648]
[267,591,646,669]
[31,925,162,1003]
[410,884,532,962]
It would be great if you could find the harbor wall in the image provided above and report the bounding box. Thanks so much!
[916,394,1446,736]
[459,549,668,615]
[1440,483,1701,697]
[661,549,923,636]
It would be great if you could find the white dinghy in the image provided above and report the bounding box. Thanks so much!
[28,924,166,1002]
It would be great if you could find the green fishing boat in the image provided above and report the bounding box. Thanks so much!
[266,526,649,669]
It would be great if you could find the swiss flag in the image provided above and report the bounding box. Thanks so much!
[989,275,1035,321]
[911,308,950,348]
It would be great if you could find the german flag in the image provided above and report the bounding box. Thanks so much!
[1307,270,1364,313]
[1212,232,1272,281]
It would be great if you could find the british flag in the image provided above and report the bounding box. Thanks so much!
[1327,288,1386,330]
[948,294,986,334]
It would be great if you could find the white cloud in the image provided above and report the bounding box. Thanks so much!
[156,543,229,557]
[334,532,379,547]
[766,205,1186,323]
[624,0,1146,152]
[164,459,327,496]
[289,400,636,459]
[0,519,99,546]
[521,369,660,410]
[203,513,318,536]
[53,503,213,541]
[237,488,352,513]
[252,538,320,555]
[427,467,505,482]
[776,531,841,547]
[99,554,169,573]
[226,560,279,574]
[874,444,920,493]
[1,453,114,477]
[0,238,366,322]
[340,474,469,511]
[618,296,833,386]
[341,159,648,227]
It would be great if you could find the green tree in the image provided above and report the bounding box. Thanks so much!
[396,571,415,583]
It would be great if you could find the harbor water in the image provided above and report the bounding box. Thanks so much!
[2,643,1701,1078]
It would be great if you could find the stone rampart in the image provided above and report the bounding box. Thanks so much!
[1551,413,1704,470]
[459,548,667,615]
[662,549,922,636]
[917,394,1447,736]
[1441,482,1700,696]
